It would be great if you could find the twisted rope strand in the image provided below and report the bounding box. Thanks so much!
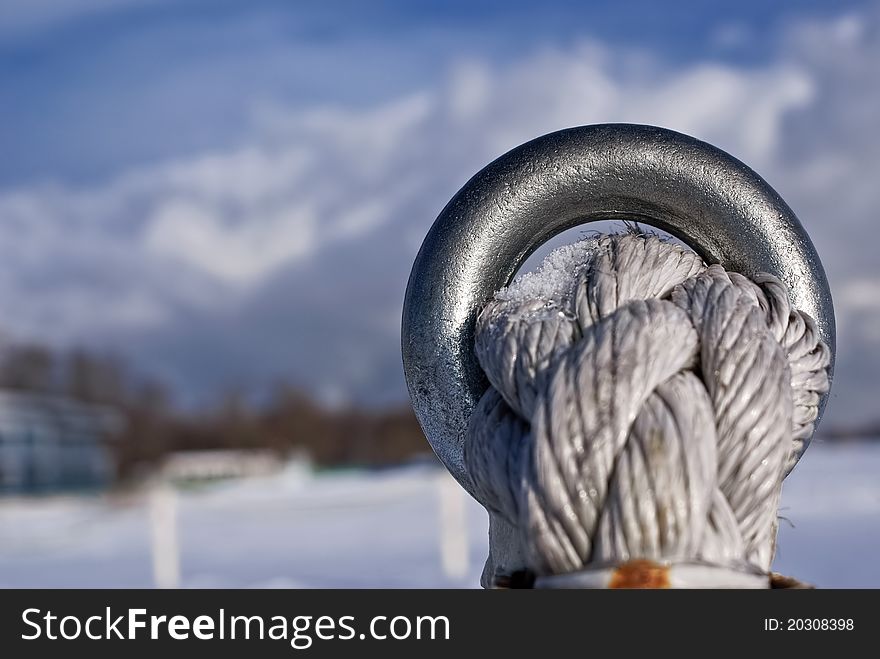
[465,232,831,580]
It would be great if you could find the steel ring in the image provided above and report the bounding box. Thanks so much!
[402,123,835,493]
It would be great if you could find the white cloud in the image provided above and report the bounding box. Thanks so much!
[0,0,175,39]
[839,279,880,312]
[1,6,879,418]
[143,198,316,286]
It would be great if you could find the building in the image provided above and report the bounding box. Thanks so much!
[0,390,122,494]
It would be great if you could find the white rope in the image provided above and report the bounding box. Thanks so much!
[464,232,831,586]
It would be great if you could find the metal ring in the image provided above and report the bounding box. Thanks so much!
[402,124,835,493]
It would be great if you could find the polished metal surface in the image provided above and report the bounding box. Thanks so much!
[402,124,835,494]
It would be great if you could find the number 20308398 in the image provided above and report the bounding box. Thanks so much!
[764,618,854,631]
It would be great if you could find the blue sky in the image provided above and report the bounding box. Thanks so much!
[1,0,861,186]
[1,0,879,427]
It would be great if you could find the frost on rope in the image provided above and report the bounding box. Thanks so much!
[494,238,601,306]
[465,231,831,581]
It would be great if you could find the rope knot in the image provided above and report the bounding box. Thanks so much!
[465,232,831,581]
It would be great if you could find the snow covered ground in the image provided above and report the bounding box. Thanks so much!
[0,442,877,588]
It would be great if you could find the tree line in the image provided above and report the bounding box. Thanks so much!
[0,343,431,480]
